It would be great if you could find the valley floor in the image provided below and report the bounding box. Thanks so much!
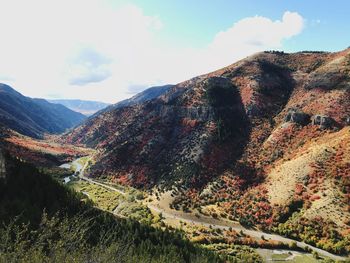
[61,157,349,262]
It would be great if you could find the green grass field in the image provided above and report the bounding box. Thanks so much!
[68,180,155,224]
[70,180,122,212]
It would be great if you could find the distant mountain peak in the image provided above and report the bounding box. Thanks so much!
[48,99,110,116]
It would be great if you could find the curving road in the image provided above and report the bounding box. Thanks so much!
[64,158,349,262]
[147,204,348,261]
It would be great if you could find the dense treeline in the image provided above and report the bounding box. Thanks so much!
[274,213,350,255]
[0,154,84,225]
[0,154,226,263]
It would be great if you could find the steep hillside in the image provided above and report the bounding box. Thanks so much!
[64,48,350,255]
[65,78,248,187]
[0,84,86,138]
[0,153,228,263]
[93,84,174,117]
[110,84,174,109]
[48,99,110,116]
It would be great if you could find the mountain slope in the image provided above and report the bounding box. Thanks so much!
[64,50,350,187]
[111,84,174,109]
[65,78,248,187]
[0,84,86,138]
[91,84,174,118]
[64,48,350,255]
[48,99,110,116]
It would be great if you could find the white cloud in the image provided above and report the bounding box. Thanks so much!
[66,47,112,86]
[198,11,304,71]
[0,0,304,103]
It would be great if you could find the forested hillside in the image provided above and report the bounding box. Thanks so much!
[0,153,235,263]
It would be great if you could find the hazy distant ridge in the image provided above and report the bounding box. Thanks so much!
[48,99,110,116]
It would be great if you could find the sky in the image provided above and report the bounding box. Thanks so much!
[0,0,349,103]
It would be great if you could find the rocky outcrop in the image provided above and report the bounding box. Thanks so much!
[346,117,350,126]
[312,115,335,129]
[284,110,310,126]
[153,105,216,122]
[203,76,232,89]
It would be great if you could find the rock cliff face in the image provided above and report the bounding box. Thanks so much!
[284,109,310,126]
[311,114,335,129]
[150,105,215,122]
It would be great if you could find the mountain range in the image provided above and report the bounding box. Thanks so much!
[0,84,86,138]
[48,85,173,117]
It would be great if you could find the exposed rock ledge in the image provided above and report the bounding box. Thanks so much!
[284,109,311,126]
[312,115,335,129]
